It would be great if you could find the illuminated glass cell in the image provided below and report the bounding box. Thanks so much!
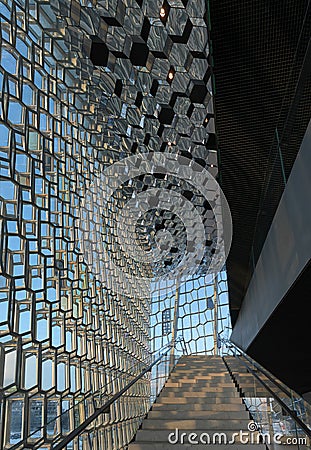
[0,49,17,74]
[24,354,37,389]
[3,349,17,387]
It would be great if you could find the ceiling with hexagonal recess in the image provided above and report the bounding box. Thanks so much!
[87,0,215,159]
[67,0,220,280]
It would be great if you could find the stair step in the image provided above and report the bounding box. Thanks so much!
[129,444,266,450]
[135,429,262,443]
[175,369,228,372]
[175,368,227,370]
[169,377,233,382]
[167,380,234,385]
[182,374,232,381]
[147,410,250,420]
[142,419,251,430]
[180,380,234,385]
[157,396,243,404]
[164,385,237,389]
[177,361,225,364]
[163,386,238,392]
[174,366,226,369]
[152,403,247,411]
[168,381,234,385]
[159,392,239,399]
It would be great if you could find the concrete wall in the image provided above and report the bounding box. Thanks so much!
[231,120,311,350]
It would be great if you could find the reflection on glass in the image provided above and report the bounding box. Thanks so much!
[8,399,23,444]
[29,399,43,439]
[46,400,58,437]
[61,400,70,434]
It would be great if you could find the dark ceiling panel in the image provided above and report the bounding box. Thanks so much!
[209,0,311,322]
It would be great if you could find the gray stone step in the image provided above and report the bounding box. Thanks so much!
[163,384,238,395]
[174,367,228,370]
[167,379,234,384]
[176,361,226,364]
[169,377,233,382]
[173,369,228,373]
[178,356,225,359]
[175,364,227,367]
[177,360,225,363]
[183,374,230,378]
[156,396,243,404]
[172,374,230,378]
[165,381,235,387]
[159,391,239,398]
[169,381,234,385]
[129,443,266,450]
[152,402,247,411]
[173,370,225,373]
[142,418,251,430]
[147,410,250,420]
[169,377,233,383]
[135,429,262,443]
[163,386,238,392]
[171,373,232,376]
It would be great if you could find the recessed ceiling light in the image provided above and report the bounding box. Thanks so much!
[167,67,175,83]
[160,7,166,18]
[160,2,170,21]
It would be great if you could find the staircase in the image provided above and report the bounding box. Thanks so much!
[224,356,285,397]
[129,355,265,449]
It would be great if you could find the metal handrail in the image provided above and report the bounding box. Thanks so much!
[52,342,174,450]
[222,338,294,398]
[176,335,189,355]
[221,339,311,439]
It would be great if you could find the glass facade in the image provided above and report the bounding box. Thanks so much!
[0,0,227,448]
[150,271,230,401]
